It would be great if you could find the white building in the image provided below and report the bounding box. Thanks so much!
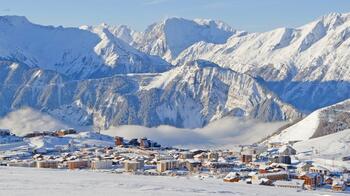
[91,160,113,170]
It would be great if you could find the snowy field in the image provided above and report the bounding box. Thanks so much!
[0,167,346,196]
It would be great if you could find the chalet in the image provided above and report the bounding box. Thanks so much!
[33,154,44,160]
[299,173,323,190]
[324,177,333,185]
[332,180,347,191]
[223,172,240,182]
[179,151,194,160]
[240,154,253,164]
[296,162,313,174]
[268,142,283,148]
[274,179,304,189]
[184,159,201,172]
[278,145,296,156]
[67,160,90,169]
[157,160,179,172]
[114,136,124,146]
[309,166,330,176]
[240,145,257,155]
[193,153,206,162]
[0,155,11,161]
[207,152,219,161]
[207,162,236,170]
[251,171,289,184]
[139,137,150,148]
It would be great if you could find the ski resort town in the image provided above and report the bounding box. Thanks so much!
[0,128,349,193]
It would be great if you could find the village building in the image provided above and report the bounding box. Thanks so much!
[124,159,144,172]
[55,129,77,137]
[277,155,291,164]
[184,159,201,172]
[240,154,253,164]
[90,160,113,170]
[309,166,330,176]
[332,180,347,191]
[324,177,333,185]
[8,160,35,168]
[114,136,124,146]
[193,153,206,162]
[268,142,283,149]
[128,139,140,146]
[274,179,305,189]
[207,162,236,172]
[36,160,59,169]
[223,172,240,182]
[139,137,150,148]
[251,171,289,184]
[67,160,90,169]
[179,151,194,160]
[207,152,219,161]
[299,173,323,190]
[296,162,313,174]
[157,160,179,172]
[278,145,296,156]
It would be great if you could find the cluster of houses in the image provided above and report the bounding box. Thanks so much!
[0,129,349,193]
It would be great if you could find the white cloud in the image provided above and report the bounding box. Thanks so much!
[103,117,286,149]
[0,108,83,136]
[0,108,286,148]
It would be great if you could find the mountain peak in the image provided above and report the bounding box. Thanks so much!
[0,15,30,26]
[137,17,236,60]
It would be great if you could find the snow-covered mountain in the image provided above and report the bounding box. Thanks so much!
[0,16,170,79]
[0,60,300,129]
[1,13,350,131]
[172,13,350,112]
[98,17,239,61]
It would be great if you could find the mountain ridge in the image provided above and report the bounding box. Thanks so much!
[0,13,350,130]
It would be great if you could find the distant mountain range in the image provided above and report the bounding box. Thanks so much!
[1,13,350,130]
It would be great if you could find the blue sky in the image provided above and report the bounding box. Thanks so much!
[0,0,349,32]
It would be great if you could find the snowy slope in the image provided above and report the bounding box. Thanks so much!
[269,99,350,142]
[294,129,350,160]
[269,110,320,142]
[26,131,114,151]
[0,16,170,79]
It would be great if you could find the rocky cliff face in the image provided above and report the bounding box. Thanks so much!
[0,60,301,129]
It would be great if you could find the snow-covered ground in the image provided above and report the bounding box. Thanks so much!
[294,129,350,159]
[269,110,320,143]
[0,167,346,196]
